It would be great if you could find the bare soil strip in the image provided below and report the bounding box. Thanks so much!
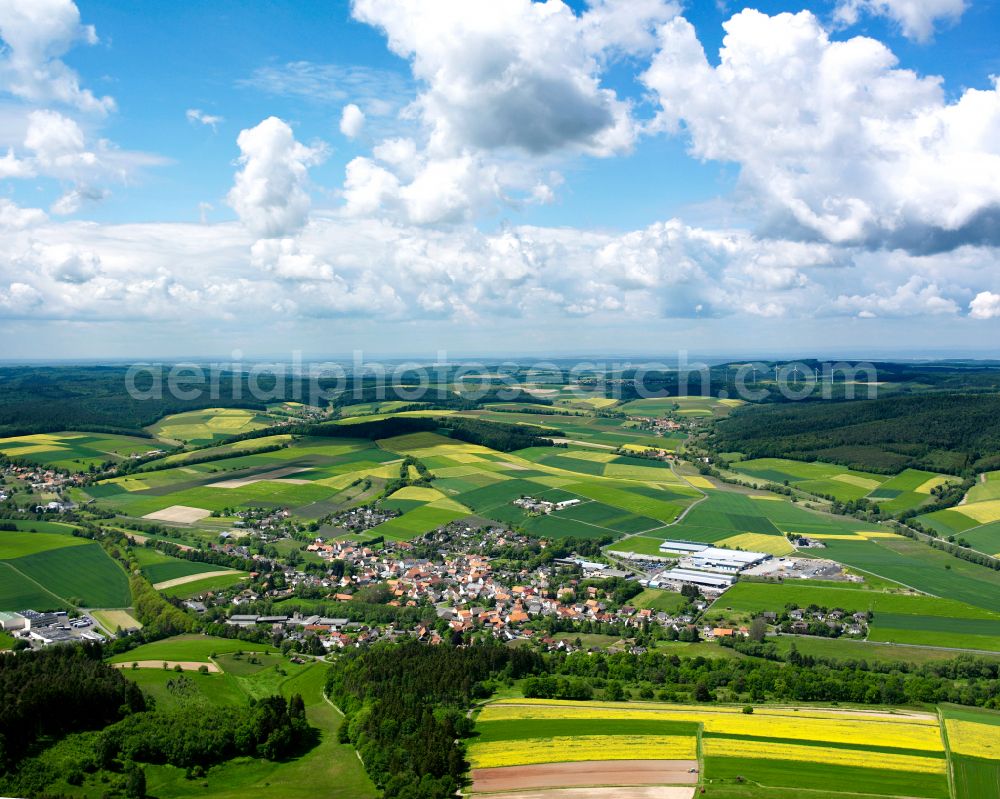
[472,789,694,799]
[470,760,698,794]
[153,570,238,590]
[207,466,310,488]
[113,660,220,673]
[143,505,211,523]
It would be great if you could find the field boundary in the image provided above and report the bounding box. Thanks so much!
[0,559,73,608]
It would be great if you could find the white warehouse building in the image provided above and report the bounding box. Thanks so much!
[660,568,736,589]
[687,547,771,573]
[658,540,709,554]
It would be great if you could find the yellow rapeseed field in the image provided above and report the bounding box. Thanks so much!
[388,486,447,502]
[467,735,696,769]
[479,702,942,751]
[945,720,1000,759]
[685,476,715,489]
[702,738,946,774]
[955,500,1000,524]
[716,533,794,556]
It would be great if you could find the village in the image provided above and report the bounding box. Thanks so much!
[197,521,760,654]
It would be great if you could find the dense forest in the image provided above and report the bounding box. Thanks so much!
[711,393,1000,472]
[98,693,308,767]
[0,366,273,437]
[0,645,145,770]
[327,641,541,799]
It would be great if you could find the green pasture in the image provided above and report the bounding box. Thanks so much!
[967,471,1000,504]
[109,634,279,664]
[0,561,69,610]
[953,521,1000,556]
[474,716,698,744]
[0,519,81,534]
[0,530,128,609]
[0,530,90,558]
[370,505,469,540]
[706,756,948,799]
[631,588,689,613]
[160,572,248,599]
[819,535,1000,614]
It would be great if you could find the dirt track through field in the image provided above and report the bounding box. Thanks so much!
[470,760,698,793]
[153,570,238,590]
[113,660,220,673]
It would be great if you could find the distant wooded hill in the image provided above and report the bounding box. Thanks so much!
[711,393,1000,474]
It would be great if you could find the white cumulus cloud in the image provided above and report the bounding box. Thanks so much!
[0,0,114,113]
[227,116,326,239]
[352,0,678,158]
[642,9,1000,252]
[835,0,967,42]
[969,291,1000,319]
[343,0,679,223]
[339,103,365,138]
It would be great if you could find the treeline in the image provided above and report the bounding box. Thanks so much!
[327,640,542,798]
[891,521,1000,570]
[129,574,196,637]
[276,415,561,453]
[440,417,560,452]
[0,644,145,769]
[546,646,1000,707]
[712,393,1000,473]
[142,539,258,573]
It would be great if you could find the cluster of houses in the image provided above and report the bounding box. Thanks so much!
[772,607,871,638]
[2,463,86,493]
[627,416,683,433]
[323,504,399,534]
[231,507,293,532]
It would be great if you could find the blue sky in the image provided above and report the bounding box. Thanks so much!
[1,0,1000,358]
